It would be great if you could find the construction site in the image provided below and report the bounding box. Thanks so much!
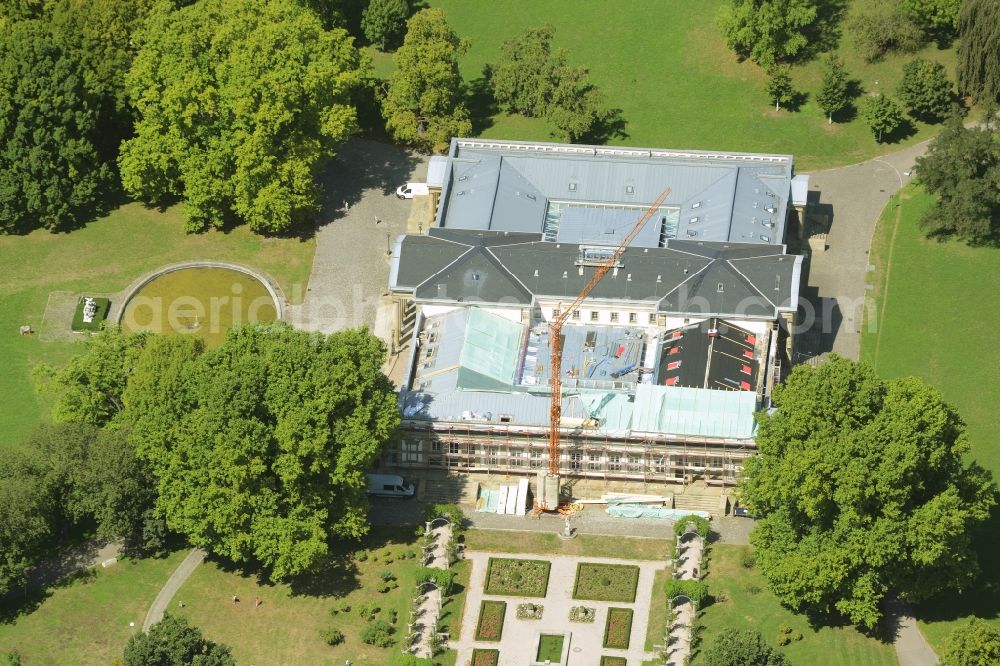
[385,138,807,514]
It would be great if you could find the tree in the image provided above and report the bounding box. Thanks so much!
[764,66,795,111]
[940,618,1000,666]
[897,58,953,121]
[119,0,365,233]
[718,0,819,67]
[19,422,96,535]
[860,93,903,142]
[124,614,234,666]
[36,327,152,428]
[816,54,849,123]
[489,25,560,117]
[0,19,111,233]
[72,427,160,552]
[849,0,924,63]
[957,0,1000,104]
[742,357,996,629]
[382,8,471,153]
[0,449,57,596]
[702,629,790,666]
[915,114,1000,243]
[120,324,399,580]
[901,0,961,34]
[547,67,613,143]
[361,0,408,51]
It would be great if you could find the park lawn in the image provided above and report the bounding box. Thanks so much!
[861,184,1000,650]
[694,545,896,665]
[644,568,669,652]
[0,550,188,665]
[464,529,672,560]
[422,0,955,170]
[169,526,444,666]
[0,202,314,452]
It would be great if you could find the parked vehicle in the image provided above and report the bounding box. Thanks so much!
[395,182,430,199]
[366,473,415,498]
[733,505,754,518]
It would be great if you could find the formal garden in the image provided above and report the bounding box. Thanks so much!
[483,558,551,597]
[573,563,640,603]
[603,607,634,650]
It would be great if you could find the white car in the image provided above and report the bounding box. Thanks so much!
[396,182,430,199]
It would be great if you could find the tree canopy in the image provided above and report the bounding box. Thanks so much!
[897,58,953,121]
[816,55,850,123]
[957,0,1000,104]
[860,93,904,142]
[718,0,819,67]
[702,629,790,666]
[849,0,924,63]
[940,618,1000,666]
[119,0,365,233]
[382,8,471,153]
[764,66,795,110]
[0,18,112,233]
[0,447,57,596]
[901,0,961,33]
[124,614,234,666]
[121,324,399,579]
[915,114,999,243]
[361,0,409,51]
[742,356,996,629]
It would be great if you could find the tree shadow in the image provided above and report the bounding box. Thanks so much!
[466,68,497,136]
[580,107,629,144]
[881,117,917,144]
[800,0,849,61]
[785,90,810,113]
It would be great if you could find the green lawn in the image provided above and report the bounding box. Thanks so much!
[0,202,314,452]
[0,550,188,665]
[464,529,672,560]
[694,544,896,665]
[644,569,669,651]
[171,526,462,666]
[418,0,955,170]
[861,184,1000,651]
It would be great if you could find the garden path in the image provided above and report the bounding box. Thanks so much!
[664,532,704,666]
[410,523,452,659]
[454,551,665,665]
[142,548,206,631]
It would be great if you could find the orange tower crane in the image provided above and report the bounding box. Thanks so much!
[539,187,672,509]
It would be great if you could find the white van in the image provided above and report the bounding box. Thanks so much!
[366,473,415,498]
[395,182,430,199]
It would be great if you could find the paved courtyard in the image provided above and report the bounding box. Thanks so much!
[454,551,666,666]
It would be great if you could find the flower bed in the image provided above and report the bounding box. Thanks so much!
[475,600,507,641]
[602,607,633,649]
[484,558,551,597]
[569,605,596,623]
[573,563,640,602]
[600,657,628,666]
[471,648,500,666]
[516,602,544,620]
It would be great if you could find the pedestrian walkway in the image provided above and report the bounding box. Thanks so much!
[142,548,206,631]
[663,531,704,666]
[408,522,452,659]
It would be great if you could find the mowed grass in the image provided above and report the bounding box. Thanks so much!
[694,545,896,665]
[426,0,955,170]
[861,184,1000,650]
[0,202,314,451]
[644,569,669,651]
[171,526,470,666]
[0,550,188,665]
[464,529,672,560]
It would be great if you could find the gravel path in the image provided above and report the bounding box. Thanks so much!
[142,548,206,631]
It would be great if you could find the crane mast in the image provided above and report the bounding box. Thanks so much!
[540,187,672,509]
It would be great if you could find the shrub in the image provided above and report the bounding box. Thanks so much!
[569,606,596,623]
[361,619,394,647]
[424,503,465,530]
[356,601,380,620]
[415,567,455,595]
[745,583,761,595]
[849,0,924,63]
[778,624,792,635]
[338,600,351,613]
[356,550,368,562]
[741,552,757,569]
[516,602,544,620]
[475,600,507,641]
[391,654,436,666]
[319,627,344,646]
[380,569,396,582]
[388,608,398,625]
[376,581,392,593]
[664,579,709,608]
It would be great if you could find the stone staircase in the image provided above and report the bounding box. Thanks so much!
[673,483,723,514]
[418,476,478,504]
